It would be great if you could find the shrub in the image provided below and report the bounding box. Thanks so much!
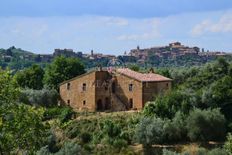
[43,107,75,123]
[224,133,232,155]
[143,102,156,117]
[103,120,121,138]
[207,148,227,155]
[59,107,75,123]
[162,149,179,155]
[187,108,226,141]
[19,88,59,107]
[55,141,82,155]
[37,141,82,155]
[149,91,192,119]
[80,132,92,144]
[135,117,165,147]
[163,112,187,142]
[112,138,128,149]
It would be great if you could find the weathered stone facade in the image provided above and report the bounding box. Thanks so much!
[59,68,172,111]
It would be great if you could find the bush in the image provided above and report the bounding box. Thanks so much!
[135,117,165,147]
[19,88,59,107]
[59,107,75,123]
[163,112,187,142]
[55,141,82,155]
[207,148,227,155]
[148,91,192,119]
[187,108,226,141]
[163,147,227,155]
[143,102,156,117]
[80,132,92,144]
[224,133,232,155]
[162,149,179,155]
[103,120,121,138]
[43,107,75,123]
[112,138,128,149]
[37,141,82,155]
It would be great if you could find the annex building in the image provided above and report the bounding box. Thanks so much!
[59,68,172,111]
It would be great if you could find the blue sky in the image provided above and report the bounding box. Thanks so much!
[0,0,232,54]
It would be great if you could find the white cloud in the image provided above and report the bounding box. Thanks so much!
[117,18,161,41]
[104,17,129,26]
[191,12,232,36]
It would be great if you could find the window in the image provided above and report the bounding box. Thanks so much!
[67,100,70,105]
[129,84,133,92]
[67,83,71,90]
[166,83,169,88]
[129,98,133,109]
[83,100,86,106]
[105,86,108,91]
[82,83,86,91]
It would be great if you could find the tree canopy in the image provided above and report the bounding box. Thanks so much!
[43,56,85,90]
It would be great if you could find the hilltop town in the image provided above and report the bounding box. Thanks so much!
[0,42,231,69]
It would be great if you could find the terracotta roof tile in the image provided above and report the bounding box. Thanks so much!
[116,68,172,82]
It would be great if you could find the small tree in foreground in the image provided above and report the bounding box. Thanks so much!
[187,108,226,141]
[135,117,165,147]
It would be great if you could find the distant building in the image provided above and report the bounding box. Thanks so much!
[59,68,172,112]
[128,42,200,62]
[53,49,77,57]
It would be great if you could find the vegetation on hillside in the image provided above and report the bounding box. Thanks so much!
[0,57,232,154]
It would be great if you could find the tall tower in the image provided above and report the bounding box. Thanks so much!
[91,50,94,56]
[137,45,140,50]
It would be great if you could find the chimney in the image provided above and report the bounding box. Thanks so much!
[97,64,102,71]
[149,68,155,73]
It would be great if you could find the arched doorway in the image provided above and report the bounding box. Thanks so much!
[97,99,103,111]
[105,97,111,110]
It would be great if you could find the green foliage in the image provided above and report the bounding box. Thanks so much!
[0,104,48,154]
[103,120,121,138]
[14,64,44,89]
[59,107,75,123]
[187,108,226,141]
[135,117,165,147]
[163,148,228,155]
[163,112,187,142]
[0,69,19,107]
[44,56,85,90]
[19,88,59,107]
[224,133,232,155]
[203,76,232,120]
[37,141,82,155]
[129,64,140,72]
[44,107,74,121]
[80,132,91,144]
[162,149,179,155]
[143,91,192,119]
[0,69,48,154]
[207,148,228,155]
[142,102,156,117]
[156,68,171,79]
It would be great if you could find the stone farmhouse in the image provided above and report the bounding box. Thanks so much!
[59,68,172,112]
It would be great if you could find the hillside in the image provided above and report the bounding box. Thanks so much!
[1,57,232,154]
[1,44,232,71]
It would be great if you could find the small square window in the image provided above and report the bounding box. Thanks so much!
[67,83,71,90]
[83,100,86,106]
[67,100,70,105]
[129,84,133,92]
[82,83,86,91]
[105,86,108,91]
